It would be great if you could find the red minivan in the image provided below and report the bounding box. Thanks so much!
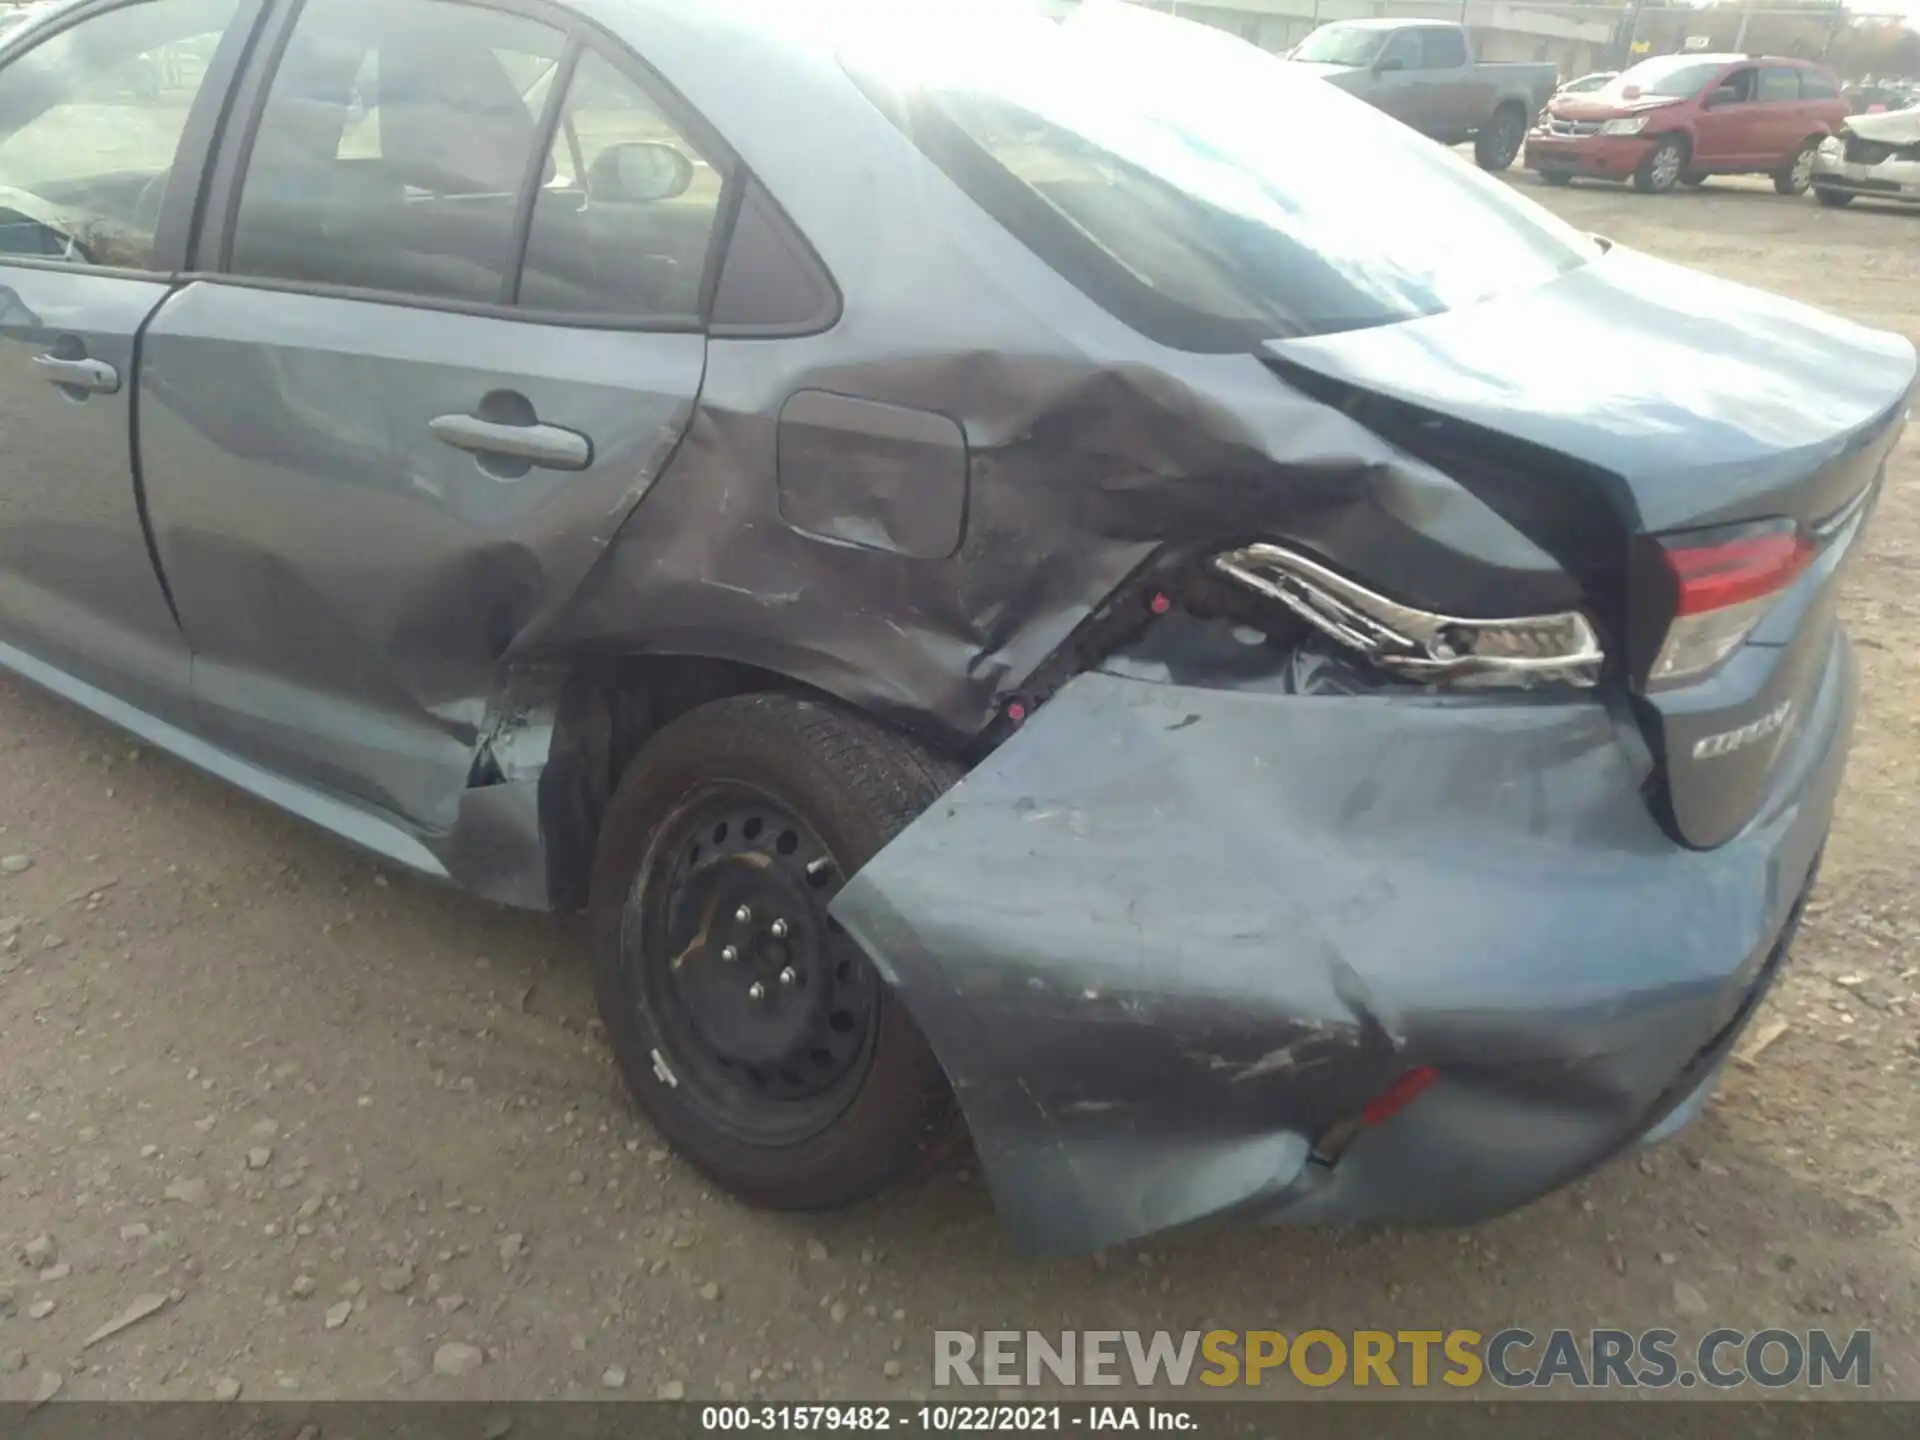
[1525,53,1848,194]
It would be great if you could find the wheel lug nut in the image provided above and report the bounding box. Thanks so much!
[779,967,798,987]
[734,905,753,924]
[748,981,766,1001]
[770,918,789,939]
[719,945,738,964]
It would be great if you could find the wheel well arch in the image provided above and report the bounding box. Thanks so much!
[535,653,961,912]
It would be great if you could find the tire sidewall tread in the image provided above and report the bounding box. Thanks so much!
[589,693,961,1212]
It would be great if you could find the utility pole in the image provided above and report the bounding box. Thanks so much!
[1621,0,1647,69]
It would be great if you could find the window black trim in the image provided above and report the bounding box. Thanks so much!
[200,0,749,331]
[0,0,272,279]
[708,174,843,339]
[504,35,581,307]
[174,267,707,330]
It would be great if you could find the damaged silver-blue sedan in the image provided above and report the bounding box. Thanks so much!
[0,0,1911,1253]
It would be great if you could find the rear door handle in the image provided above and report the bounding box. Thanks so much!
[429,413,592,472]
[34,354,120,396]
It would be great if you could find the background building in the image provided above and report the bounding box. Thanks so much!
[1055,0,1919,81]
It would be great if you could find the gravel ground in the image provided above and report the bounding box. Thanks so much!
[1,174,1918,1405]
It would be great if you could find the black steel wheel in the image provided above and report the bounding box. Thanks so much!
[630,787,878,1143]
[590,693,961,1211]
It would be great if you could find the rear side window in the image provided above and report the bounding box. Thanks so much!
[848,3,1595,350]
[1419,28,1466,68]
[1758,67,1800,103]
[517,49,725,318]
[1800,71,1839,101]
[229,0,563,302]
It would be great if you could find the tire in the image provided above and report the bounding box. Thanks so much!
[589,692,961,1212]
[1474,104,1527,172]
[1633,135,1687,193]
[1680,172,1708,188]
[1814,188,1855,208]
[1773,138,1820,196]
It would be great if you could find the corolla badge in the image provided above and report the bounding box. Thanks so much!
[1692,700,1794,760]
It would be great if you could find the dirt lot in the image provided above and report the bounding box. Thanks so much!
[1,175,1918,1406]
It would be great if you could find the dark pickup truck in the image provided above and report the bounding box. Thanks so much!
[1287,18,1558,170]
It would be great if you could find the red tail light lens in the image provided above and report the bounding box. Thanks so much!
[1666,532,1813,616]
[1651,525,1813,688]
[1359,1065,1440,1128]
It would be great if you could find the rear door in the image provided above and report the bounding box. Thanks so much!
[135,0,724,835]
[1757,64,1809,161]
[0,0,257,718]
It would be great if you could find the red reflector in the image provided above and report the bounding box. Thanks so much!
[1664,532,1812,616]
[1359,1065,1440,1128]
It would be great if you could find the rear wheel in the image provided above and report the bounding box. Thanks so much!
[1774,139,1819,196]
[1633,135,1687,194]
[1813,187,1854,208]
[589,693,960,1211]
[1474,104,1528,172]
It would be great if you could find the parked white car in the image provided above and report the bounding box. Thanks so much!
[1812,105,1920,208]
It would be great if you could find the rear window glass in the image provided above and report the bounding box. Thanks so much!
[846,3,1596,350]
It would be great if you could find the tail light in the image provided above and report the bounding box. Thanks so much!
[1313,1064,1442,1164]
[1212,544,1602,690]
[1649,524,1813,688]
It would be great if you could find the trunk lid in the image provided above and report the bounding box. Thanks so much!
[1264,244,1914,848]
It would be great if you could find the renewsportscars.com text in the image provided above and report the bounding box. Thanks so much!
[933,1328,1872,1390]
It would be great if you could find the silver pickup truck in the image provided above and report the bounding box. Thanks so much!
[1287,18,1558,171]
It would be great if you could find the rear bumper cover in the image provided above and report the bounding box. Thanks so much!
[831,634,1855,1255]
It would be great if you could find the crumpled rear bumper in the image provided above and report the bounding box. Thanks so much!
[830,635,1854,1255]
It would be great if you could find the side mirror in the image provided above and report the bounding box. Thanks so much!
[587,142,695,204]
[1706,85,1741,107]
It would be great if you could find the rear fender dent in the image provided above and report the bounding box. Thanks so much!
[827,665,1811,1253]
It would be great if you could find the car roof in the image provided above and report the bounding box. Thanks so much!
[1313,16,1434,29]
[1644,53,1820,68]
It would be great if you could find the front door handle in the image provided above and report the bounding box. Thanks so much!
[35,353,120,396]
[429,413,592,472]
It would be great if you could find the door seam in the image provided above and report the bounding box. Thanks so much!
[126,285,188,638]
